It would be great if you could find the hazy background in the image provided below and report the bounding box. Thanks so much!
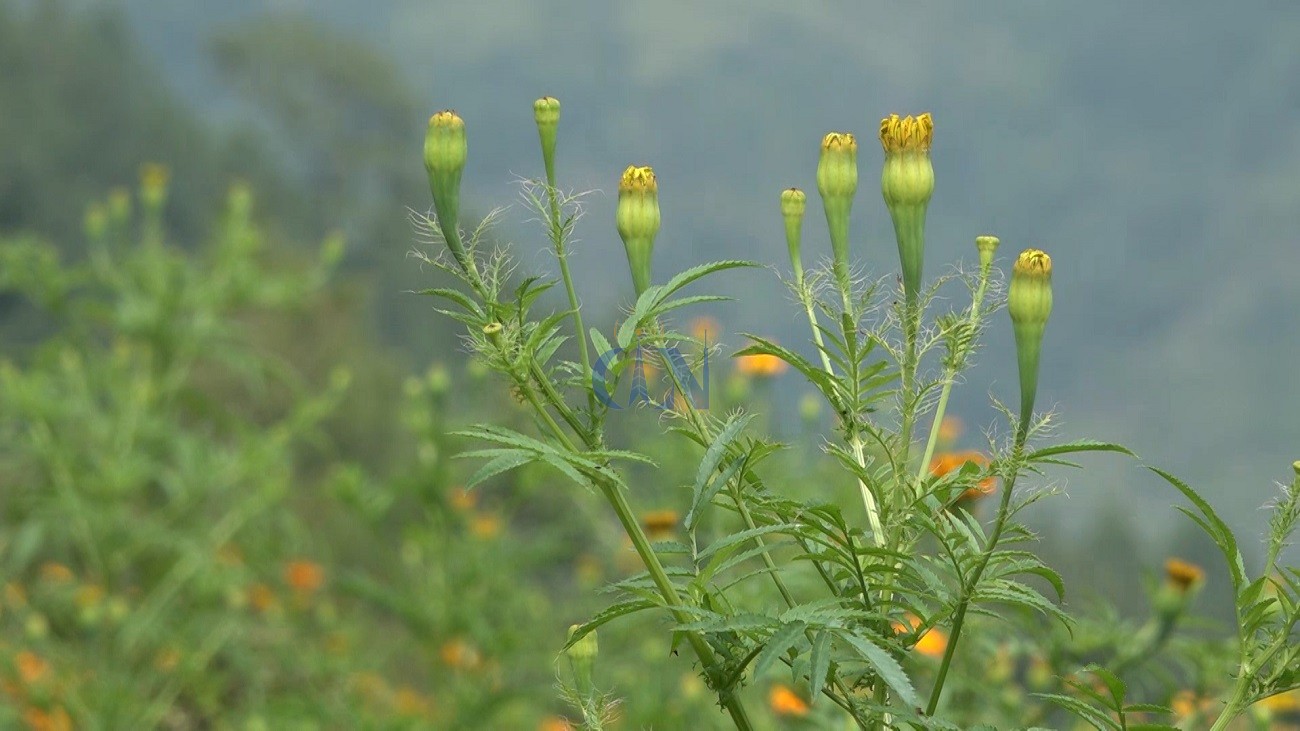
[6,0,1299,604]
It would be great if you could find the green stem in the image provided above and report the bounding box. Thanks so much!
[518,376,755,730]
[542,162,595,417]
[912,265,992,493]
[924,442,1023,716]
[1207,670,1251,731]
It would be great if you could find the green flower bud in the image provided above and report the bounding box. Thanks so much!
[566,625,599,698]
[107,187,132,227]
[84,203,108,242]
[424,110,471,273]
[780,188,807,281]
[139,163,170,213]
[1008,249,1053,437]
[1292,460,1300,476]
[616,165,660,296]
[880,113,934,304]
[533,96,561,183]
[975,235,999,272]
[483,321,504,349]
[816,133,858,297]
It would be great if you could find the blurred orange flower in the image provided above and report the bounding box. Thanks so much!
[284,560,325,594]
[688,315,721,342]
[769,684,809,717]
[471,513,502,539]
[929,451,995,499]
[642,509,679,541]
[449,486,477,511]
[393,686,433,717]
[937,416,963,445]
[440,638,482,671]
[537,717,573,731]
[248,583,278,613]
[1164,558,1204,593]
[891,614,947,658]
[736,353,788,378]
[38,564,73,584]
[15,651,49,686]
[23,706,72,731]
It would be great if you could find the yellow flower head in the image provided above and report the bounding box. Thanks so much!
[642,509,680,541]
[879,113,934,154]
[619,165,658,194]
[821,131,857,153]
[1164,558,1205,592]
[1013,248,1052,279]
[736,353,788,378]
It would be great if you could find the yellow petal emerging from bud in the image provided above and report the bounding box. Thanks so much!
[424,110,471,272]
[816,132,858,300]
[880,113,935,303]
[781,188,807,280]
[1008,248,1053,438]
[616,165,660,296]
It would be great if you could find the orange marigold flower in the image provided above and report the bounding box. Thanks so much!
[470,513,502,539]
[284,560,325,594]
[688,316,721,343]
[248,582,278,613]
[736,353,788,378]
[393,685,433,717]
[891,614,947,657]
[930,451,996,499]
[914,627,948,658]
[448,486,477,511]
[537,717,573,731]
[23,706,72,731]
[642,509,680,541]
[38,563,73,584]
[1164,558,1205,592]
[439,638,482,671]
[769,684,809,717]
[15,651,49,685]
[937,416,963,445]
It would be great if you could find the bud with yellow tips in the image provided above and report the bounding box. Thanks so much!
[816,132,858,298]
[533,96,561,182]
[1008,248,1053,437]
[880,113,934,304]
[780,187,807,281]
[616,165,660,296]
[975,235,999,273]
[139,163,170,213]
[424,110,471,272]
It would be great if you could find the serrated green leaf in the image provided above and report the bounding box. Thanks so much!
[752,621,807,678]
[835,632,919,708]
[808,630,831,704]
[465,450,537,488]
[563,599,659,651]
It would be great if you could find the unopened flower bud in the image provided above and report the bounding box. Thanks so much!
[84,203,108,242]
[139,163,170,213]
[781,188,807,280]
[816,133,858,296]
[975,235,999,271]
[565,625,599,698]
[483,322,504,349]
[880,113,934,303]
[616,165,660,296]
[533,96,561,181]
[424,110,471,271]
[1008,249,1053,437]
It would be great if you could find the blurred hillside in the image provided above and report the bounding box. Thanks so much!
[2,0,1297,619]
